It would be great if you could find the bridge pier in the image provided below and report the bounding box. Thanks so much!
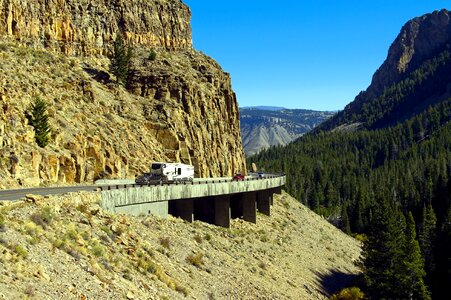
[214,195,231,228]
[242,192,257,223]
[230,194,243,219]
[194,197,215,224]
[169,199,194,222]
[257,190,271,216]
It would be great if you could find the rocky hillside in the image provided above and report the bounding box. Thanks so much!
[0,0,246,188]
[319,9,451,131]
[240,107,334,156]
[0,191,361,299]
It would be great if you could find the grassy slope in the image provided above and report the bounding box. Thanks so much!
[0,191,360,299]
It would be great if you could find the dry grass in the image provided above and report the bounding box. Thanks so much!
[0,191,361,299]
[186,252,204,268]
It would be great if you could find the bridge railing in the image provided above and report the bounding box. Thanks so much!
[98,173,285,191]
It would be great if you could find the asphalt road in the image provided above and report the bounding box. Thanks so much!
[0,185,98,201]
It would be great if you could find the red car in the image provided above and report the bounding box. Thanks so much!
[232,173,245,181]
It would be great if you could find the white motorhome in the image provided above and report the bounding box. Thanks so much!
[150,162,195,182]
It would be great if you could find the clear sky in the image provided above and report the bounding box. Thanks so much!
[183,0,449,111]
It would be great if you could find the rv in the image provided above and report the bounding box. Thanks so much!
[136,162,195,184]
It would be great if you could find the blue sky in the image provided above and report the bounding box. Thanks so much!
[183,0,449,111]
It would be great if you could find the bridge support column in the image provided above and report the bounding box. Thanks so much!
[214,195,231,228]
[257,190,271,216]
[171,199,194,223]
[273,187,282,195]
[243,192,257,223]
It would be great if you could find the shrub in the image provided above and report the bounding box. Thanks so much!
[14,244,28,258]
[24,285,35,297]
[159,237,171,249]
[52,239,65,250]
[194,234,203,243]
[148,49,157,61]
[30,213,46,228]
[90,241,105,257]
[24,222,41,244]
[186,252,204,268]
[352,233,368,243]
[175,283,188,296]
[330,287,366,300]
[65,228,79,241]
[27,97,51,148]
[0,214,5,232]
[76,203,89,214]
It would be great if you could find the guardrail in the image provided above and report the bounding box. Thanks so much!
[98,173,285,191]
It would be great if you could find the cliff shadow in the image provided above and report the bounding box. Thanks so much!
[313,268,361,297]
[83,67,112,84]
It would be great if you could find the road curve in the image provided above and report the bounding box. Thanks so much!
[0,185,98,201]
[0,174,281,202]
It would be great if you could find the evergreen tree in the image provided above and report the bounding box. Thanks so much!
[362,199,405,299]
[341,205,351,234]
[28,97,51,148]
[399,212,430,299]
[419,205,437,279]
[110,33,133,86]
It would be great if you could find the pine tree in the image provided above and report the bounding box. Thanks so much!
[341,205,351,234]
[419,205,437,278]
[399,212,430,299]
[110,33,133,86]
[28,97,51,148]
[362,199,405,299]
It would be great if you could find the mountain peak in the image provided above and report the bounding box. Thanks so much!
[369,9,451,96]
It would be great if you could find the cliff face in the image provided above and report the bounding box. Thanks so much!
[347,9,451,112]
[0,0,246,187]
[0,0,192,55]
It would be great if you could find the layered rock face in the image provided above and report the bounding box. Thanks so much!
[0,0,246,187]
[347,9,451,111]
[0,0,192,55]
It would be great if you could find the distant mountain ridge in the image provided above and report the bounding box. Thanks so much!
[241,106,286,111]
[240,107,335,156]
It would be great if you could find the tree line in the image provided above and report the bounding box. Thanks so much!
[249,56,451,298]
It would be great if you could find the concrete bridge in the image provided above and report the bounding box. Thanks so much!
[99,174,286,228]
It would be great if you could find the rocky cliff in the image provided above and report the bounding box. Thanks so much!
[0,0,246,187]
[347,9,451,112]
[0,0,192,54]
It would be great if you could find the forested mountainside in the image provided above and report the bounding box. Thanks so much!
[240,107,334,156]
[250,9,451,299]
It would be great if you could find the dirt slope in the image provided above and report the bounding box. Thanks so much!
[0,191,361,299]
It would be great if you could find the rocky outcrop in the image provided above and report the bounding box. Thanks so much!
[0,0,192,55]
[347,9,451,112]
[0,0,246,187]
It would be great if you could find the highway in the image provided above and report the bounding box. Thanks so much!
[0,185,98,201]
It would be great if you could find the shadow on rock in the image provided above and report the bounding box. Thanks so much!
[83,67,111,84]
